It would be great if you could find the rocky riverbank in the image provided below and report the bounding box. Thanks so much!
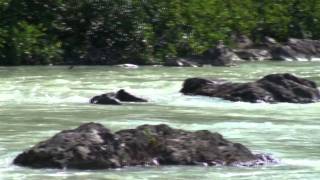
[164,37,320,67]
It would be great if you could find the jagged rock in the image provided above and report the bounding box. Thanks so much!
[262,36,279,47]
[287,38,320,58]
[90,89,147,105]
[201,41,242,66]
[164,58,199,67]
[234,49,272,61]
[269,38,320,61]
[13,123,275,169]
[270,45,299,61]
[181,73,320,103]
[230,37,320,61]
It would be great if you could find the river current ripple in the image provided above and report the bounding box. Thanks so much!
[0,62,320,179]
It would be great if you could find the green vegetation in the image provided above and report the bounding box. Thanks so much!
[1,0,320,65]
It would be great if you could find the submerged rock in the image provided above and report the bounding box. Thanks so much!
[90,89,147,105]
[13,123,275,169]
[181,73,320,103]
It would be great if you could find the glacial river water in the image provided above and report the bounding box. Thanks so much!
[0,62,320,180]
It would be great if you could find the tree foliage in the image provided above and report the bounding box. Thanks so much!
[1,0,320,65]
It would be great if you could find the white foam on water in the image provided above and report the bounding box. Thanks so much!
[310,57,320,61]
[284,159,320,169]
[52,79,70,84]
[296,57,309,62]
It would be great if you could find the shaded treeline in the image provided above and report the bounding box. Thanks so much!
[0,0,319,65]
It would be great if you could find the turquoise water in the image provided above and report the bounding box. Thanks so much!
[0,62,320,179]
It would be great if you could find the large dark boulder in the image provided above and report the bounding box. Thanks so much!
[90,89,147,105]
[13,123,275,169]
[181,73,320,103]
[14,123,119,169]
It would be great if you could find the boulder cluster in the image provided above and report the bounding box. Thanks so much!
[181,73,320,103]
[164,37,320,67]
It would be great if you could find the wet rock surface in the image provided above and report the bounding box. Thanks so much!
[269,38,320,61]
[90,89,147,105]
[234,49,272,61]
[201,41,241,66]
[181,73,320,103]
[13,123,275,169]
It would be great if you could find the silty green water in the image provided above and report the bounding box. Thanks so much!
[0,62,320,180]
